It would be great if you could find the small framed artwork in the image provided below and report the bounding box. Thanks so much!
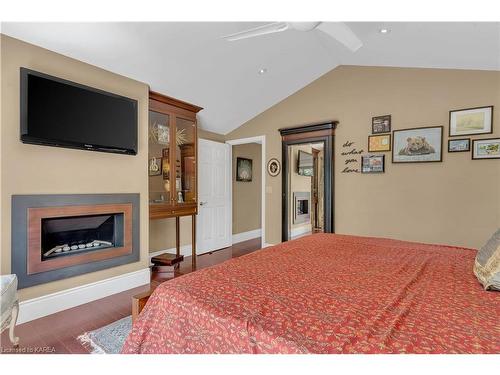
[156,123,170,145]
[236,157,253,181]
[361,154,385,173]
[368,134,391,152]
[449,106,493,137]
[372,115,391,134]
[448,138,470,153]
[267,158,281,177]
[162,157,170,179]
[392,126,443,163]
[162,148,169,158]
[472,138,500,160]
[148,157,162,176]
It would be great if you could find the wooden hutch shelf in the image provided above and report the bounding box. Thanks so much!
[148,90,202,267]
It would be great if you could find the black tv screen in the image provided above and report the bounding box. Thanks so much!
[20,68,138,155]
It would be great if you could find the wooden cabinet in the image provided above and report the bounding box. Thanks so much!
[148,91,202,219]
[148,91,202,266]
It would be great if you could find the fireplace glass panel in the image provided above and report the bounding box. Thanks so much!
[41,213,124,260]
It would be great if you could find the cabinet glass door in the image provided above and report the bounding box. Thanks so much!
[149,110,171,204]
[174,117,196,205]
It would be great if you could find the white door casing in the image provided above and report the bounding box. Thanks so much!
[197,139,232,254]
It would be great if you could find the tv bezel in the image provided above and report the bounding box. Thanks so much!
[20,67,138,155]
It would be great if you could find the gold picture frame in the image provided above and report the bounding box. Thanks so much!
[368,134,391,152]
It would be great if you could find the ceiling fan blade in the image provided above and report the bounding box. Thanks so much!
[316,22,363,52]
[222,22,289,41]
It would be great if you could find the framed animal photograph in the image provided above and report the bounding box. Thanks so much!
[449,106,493,137]
[236,157,253,181]
[472,138,500,160]
[368,134,391,152]
[372,115,391,134]
[448,138,470,153]
[361,154,385,173]
[392,126,443,163]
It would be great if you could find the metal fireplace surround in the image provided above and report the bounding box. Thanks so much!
[11,194,140,289]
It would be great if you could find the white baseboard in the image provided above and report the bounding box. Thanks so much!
[291,225,312,238]
[149,231,264,261]
[232,229,262,244]
[263,243,275,248]
[18,268,150,325]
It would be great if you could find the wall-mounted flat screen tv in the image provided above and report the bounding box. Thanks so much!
[297,150,313,176]
[20,68,138,155]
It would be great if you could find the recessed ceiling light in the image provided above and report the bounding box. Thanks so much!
[379,28,390,34]
[258,68,267,75]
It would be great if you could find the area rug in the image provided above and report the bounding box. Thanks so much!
[78,316,132,354]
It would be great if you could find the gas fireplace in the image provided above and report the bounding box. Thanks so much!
[293,192,311,224]
[41,213,123,260]
[12,194,140,288]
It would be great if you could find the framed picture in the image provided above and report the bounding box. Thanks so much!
[162,148,169,157]
[472,138,500,160]
[448,138,470,153]
[236,157,252,181]
[162,157,170,180]
[267,158,281,177]
[392,126,443,163]
[148,157,162,176]
[368,134,391,152]
[361,154,385,173]
[372,115,391,134]
[156,123,170,145]
[449,106,493,137]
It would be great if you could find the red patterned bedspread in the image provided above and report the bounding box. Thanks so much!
[122,234,500,354]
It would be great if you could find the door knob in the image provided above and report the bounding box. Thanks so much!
[199,201,208,206]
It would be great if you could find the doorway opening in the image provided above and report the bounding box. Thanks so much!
[287,142,325,239]
[280,122,337,242]
[226,136,266,248]
[231,143,262,244]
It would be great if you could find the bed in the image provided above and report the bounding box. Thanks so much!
[122,233,500,354]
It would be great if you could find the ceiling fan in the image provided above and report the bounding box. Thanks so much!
[222,22,363,52]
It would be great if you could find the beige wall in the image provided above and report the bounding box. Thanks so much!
[0,35,150,300]
[198,128,225,143]
[226,65,500,249]
[232,143,261,235]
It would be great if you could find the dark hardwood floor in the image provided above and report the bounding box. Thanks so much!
[0,238,261,354]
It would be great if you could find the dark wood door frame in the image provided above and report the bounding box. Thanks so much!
[311,147,320,231]
[279,122,337,242]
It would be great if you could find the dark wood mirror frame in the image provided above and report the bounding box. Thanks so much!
[279,122,337,242]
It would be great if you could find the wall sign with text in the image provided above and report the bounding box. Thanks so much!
[341,140,363,173]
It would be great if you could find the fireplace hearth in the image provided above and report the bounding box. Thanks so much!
[12,194,140,289]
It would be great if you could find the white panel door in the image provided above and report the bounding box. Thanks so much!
[197,139,231,254]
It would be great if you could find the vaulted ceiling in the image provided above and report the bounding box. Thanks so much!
[2,22,499,134]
